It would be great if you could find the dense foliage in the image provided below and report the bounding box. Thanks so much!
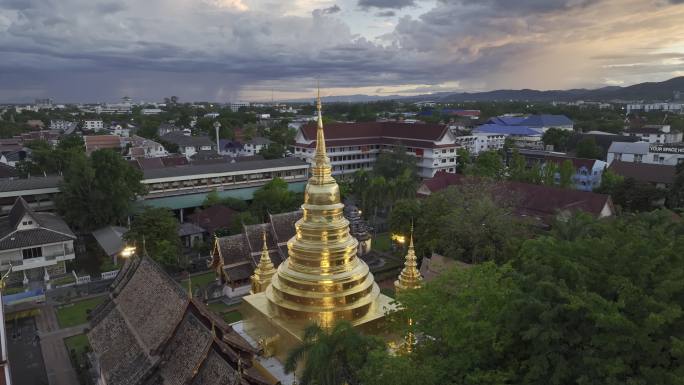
[56,149,145,231]
[294,211,684,385]
[125,207,181,267]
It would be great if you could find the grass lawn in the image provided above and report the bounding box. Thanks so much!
[373,233,392,252]
[223,310,243,324]
[64,334,90,373]
[56,296,107,328]
[180,271,217,289]
[3,286,25,295]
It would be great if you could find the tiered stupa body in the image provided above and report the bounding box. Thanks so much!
[241,91,392,361]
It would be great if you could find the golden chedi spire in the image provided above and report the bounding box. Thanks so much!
[395,224,423,291]
[251,230,277,294]
[264,86,382,326]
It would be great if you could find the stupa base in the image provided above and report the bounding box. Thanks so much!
[240,292,395,364]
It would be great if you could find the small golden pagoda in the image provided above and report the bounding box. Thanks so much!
[394,224,423,291]
[251,230,277,294]
[241,88,393,362]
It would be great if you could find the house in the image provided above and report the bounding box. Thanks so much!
[218,137,273,157]
[109,124,130,138]
[91,225,127,263]
[178,222,205,248]
[608,141,684,166]
[158,123,183,136]
[626,125,683,144]
[417,171,615,226]
[293,121,460,178]
[160,131,215,158]
[0,197,76,286]
[84,135,122,155]
[608,160,677,189]
[187,205,237,236]
[126,135,167,159]
[512,150,607,191]
[87,255,269,385]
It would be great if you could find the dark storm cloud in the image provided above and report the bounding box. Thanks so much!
[358,0,415,9]
[375,10,396,17]
[441,0,600,14]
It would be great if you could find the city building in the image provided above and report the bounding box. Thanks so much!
[230,101,250,112]
[141,108,162,115]
[486,114,574,132]
[49,120,77,132]
[126,135,167,159]
[608,160,677,189]
[238,95,393,368]
[0,197,76,286]
[87,255,270,385]
[84,135,122,155]
[511,150,608,191]
[160,131,215,157]
[83,119,104,131]
[607,141,684,166]
[158,123,183,136]
[626,103,684,114]
[472,123,542,145]
[293,121,459,178]
[626,125,683,144]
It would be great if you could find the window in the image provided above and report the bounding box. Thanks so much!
[634,154,643,163]
[22,247,42,259]
[22,220,33,226]
[653,154,659,162]
[615,153,622,161]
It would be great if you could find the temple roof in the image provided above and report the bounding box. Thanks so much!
[87,255,268,385]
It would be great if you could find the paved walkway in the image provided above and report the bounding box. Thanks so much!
[35,305,82,385]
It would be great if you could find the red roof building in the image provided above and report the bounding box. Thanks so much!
[293,121,460,178]
[187,205,237,235]
[418,171,615,226]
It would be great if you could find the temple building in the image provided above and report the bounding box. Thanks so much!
[209,208,373,298]
[237,90,394,364]
[86,255,273,385]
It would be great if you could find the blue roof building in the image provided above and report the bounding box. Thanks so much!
[473,124,542,137]
[487,114,574,132]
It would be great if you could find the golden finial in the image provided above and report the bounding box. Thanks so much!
[250,229,276,294]
[311,81,332,184]
[187,275,193,299]
[395,222,423,291]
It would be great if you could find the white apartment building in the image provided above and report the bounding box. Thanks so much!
[110,124,130,137]
[49,120,77,132]
[293,121,459,178]
[83,119,104,131]
[626,125,683,144]
[455,133,507,155]
[607,141,684,166]
[230,101,250,112]
[626,103,684,114]
[141,108,162,115]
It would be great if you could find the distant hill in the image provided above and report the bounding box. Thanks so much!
[289,76,684,103]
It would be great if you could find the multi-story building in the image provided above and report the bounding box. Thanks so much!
[293,121,459,178]
[455,133,507,154]
[83,119,104,131]
[230,101,250,112]
[607,141,684,166]
[0,197,76,285]
[49,120,77,132]
[141,108,162,115]
[218,137,272,157]
[487,114,574,132]
[626,103,683,114]
[126,135,167,159]
[626,125,683,144]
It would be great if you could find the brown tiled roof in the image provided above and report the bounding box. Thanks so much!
[297,136,457,149]
[187,205,237,235]
[224,262,253,281]
[88,256,263,385]
[243,224,277,253]
[161,155,189,167]
[269,211,301,244]
[544,155,597,170]
[158,312,214,385]
[88,306,154,385]
[608,160,676,185]
[419,172,613,223]
[215,234,250,266]
[113,257,188,351]
[84,135,122,154]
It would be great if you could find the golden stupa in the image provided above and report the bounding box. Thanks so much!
[241,88,393,361]
[394,224,423,292]
[251,230,277,294]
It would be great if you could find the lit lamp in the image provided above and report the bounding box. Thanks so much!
[121,246,136,259]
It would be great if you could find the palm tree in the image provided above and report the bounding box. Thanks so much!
[285,321,379,385]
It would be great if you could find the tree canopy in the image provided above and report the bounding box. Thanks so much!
[56,149,145,231]
[125,207,181,268]
[250,177,301,219]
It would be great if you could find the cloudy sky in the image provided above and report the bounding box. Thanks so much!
[1,0,684,102]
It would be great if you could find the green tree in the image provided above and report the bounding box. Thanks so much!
[541,162,558,185]
[542,127,572,151]
[250,178,300,219]
[558,159,575,188]
[456,148,471,174]
[286,321,382,385]
[388,198,421,237]
[125,207,181,267]
[258,143,285,159]
[469,151,504,179]
[508,149,528,182]
[56,150,145,231]
[574,136,603,159]
[373,146,417,180]
[668,162,684,209]
[229,211,258,234]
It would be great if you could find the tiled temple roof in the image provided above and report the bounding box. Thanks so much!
[87,256,266,385]
[268,211,301,243]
